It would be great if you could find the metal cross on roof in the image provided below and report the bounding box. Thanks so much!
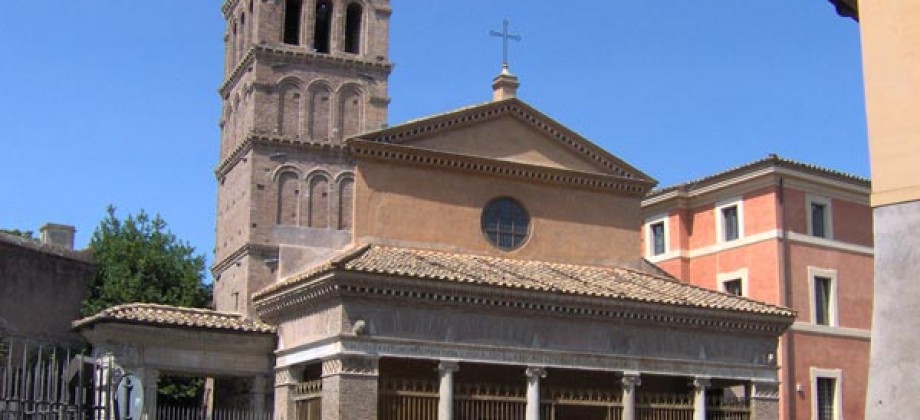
[489,19,521,69]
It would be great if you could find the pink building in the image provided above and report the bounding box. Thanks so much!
[641,155,872,420]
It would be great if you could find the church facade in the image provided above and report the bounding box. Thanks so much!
[207,1,795,419]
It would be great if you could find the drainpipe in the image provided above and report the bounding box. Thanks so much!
[778,176,796,420]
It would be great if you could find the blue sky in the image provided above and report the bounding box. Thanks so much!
[0,1,865,275]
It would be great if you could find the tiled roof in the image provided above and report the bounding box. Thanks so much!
[647,154,870,198]
[256,245,794,317]
[73,303,276,334]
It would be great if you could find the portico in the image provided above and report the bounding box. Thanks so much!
[254,244,792,420]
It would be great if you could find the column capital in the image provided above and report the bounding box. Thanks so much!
[525,366,547,379]
[322,353,379,378]
[750,380,780,401]
[438,361,460,374]
[691,376,711,390]
[621,372,641,389]
[274,366,299,387]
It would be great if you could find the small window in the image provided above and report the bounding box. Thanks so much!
[314,0,332,53]
[482,197,530,251]
[651,222,666,255]
[809,266,838,327]
[807,195,833,239]
[283,0,303,45]
[816,377,836,420]
[812,203,826,237]
[344,3,363,54]
[814,276,832,325]
[723,279,743,296]
[645,214,669,259]
[715,198,743,243]
[810,369,842,420]
[722,206,739,241]
[718,268,748,297]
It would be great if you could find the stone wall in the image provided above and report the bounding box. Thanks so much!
[0,234,94,343]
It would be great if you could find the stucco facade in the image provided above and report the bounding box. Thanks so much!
[852,1,920,417]
[642,156,873,420]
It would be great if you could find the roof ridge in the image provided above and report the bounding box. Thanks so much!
[648,154,869,198]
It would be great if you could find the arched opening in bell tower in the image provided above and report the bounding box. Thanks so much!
[314,0,333,53]
[283,0,303,45]
[344,3,362,54]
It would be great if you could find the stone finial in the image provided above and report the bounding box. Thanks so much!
[40,223,76,250]
[492,65,520,101]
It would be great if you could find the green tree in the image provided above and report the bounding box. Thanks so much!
[82,206,211,316]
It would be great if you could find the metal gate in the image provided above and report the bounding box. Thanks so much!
[0,335,108,420]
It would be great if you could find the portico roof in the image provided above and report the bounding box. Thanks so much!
[254,244,794,318]
[73,303,276,334]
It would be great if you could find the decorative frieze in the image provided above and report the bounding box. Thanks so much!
[322,354,379,377]
[750,380,780,400]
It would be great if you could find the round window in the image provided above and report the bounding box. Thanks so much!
[481,197,530,250]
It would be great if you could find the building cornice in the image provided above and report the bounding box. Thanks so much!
[643,166,870,209]
[359,99,655,184]
[211,242,280,275]
[254,271,792,335]
[790,321,870,340]
[349,140,654,196]
[219,45,393,98]
[220,48,256,98]
[215,133,348,181]
[221,0,240,17]
[644,155,869,206]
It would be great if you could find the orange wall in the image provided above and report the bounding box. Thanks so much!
[686,240,782,305]
[832,198,873,246]
[788,243,874,328]
[791,334,870,420]
[355,160,643,265]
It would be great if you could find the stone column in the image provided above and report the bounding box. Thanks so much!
[321,354,379,420]
[620,372,641,420]
[273,366,301,420]
[141,368,159,420]
[525,367,546,420]
[749,380,780,420]
[437,361,459,420]
[691,377,710,420]
[251,374,268,415]
[94,353,117,420]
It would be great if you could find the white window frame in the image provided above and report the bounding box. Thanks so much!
[810,367,842,420]
[645,213,670,259]
[717,268,749,297]
[806,195,834,239]
[715,197,744,244]
[808,266,839,327]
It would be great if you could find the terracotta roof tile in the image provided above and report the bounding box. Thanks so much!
[73,303,275,334]
[256,245,794,318]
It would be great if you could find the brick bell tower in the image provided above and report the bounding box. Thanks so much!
[213,0,392,316]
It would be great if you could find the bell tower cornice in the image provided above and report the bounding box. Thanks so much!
[219,44,393,98]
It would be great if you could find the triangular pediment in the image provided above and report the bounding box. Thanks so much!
[355,99,655,183]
